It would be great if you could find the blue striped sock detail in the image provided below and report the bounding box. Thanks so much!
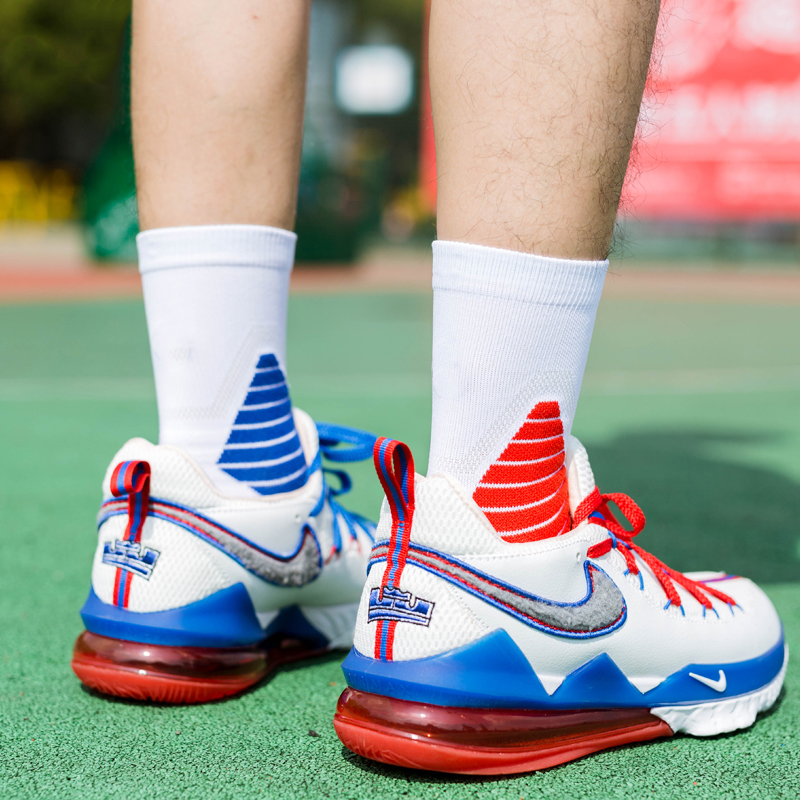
[252,472,309,495]
[226,416,296,444]
[250,368,285,387]
[218,433,302,464]
[234,398,292,426]
[221,452,308,482]
[244,384,289,406]
[218,354,309,495]
[257,354,279,369]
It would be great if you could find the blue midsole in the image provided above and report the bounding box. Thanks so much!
[80,584,330,649]
[342,628,786,709]
[80,584,266,647]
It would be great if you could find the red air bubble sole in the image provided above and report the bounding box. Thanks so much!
[333,688,674,775]
[72,630,326,704]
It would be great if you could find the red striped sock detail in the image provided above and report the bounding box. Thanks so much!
[473,401,572,542]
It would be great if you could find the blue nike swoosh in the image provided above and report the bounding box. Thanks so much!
[369,542,626,638]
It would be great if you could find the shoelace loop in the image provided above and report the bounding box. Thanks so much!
[575,487,734,612]
[312,422,378,559]
[317,422,377,463]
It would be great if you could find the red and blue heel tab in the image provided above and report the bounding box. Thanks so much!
[373,437,416,524]
[108,460,152,610]
[109,460,151,546]
[372,438,416,662]
[110,460,151,500]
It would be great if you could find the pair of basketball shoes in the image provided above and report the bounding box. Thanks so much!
[72,390,786,774]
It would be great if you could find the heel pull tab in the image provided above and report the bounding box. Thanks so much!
[109,460,152,608]
[372,438,415,661]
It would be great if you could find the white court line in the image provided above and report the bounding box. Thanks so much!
[0,377,156,401]
[1,365,800,401]
[295,367,800,397]
[582,366,800,396]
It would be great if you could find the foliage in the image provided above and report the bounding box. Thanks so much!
[0,0,130,155]
[354,0,425,54]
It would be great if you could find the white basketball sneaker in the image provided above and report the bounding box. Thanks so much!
[71,409,377,703]
[335,429,787,775]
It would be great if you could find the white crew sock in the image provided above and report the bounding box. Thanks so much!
[428,241,607,542]
[137,224,307,498]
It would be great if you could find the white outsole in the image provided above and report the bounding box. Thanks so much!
[651,645,788,737]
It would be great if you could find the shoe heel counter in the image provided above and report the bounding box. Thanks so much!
[92,511,232,613]
[353,560,489,661]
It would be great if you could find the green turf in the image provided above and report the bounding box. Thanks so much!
[1,294,799,799]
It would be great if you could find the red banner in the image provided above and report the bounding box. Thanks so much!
[627,0,800,220]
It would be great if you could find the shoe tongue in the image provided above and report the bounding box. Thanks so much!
[292,406,320,467]
[565,435,596,518]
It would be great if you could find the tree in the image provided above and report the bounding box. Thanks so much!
[0,0,130,161]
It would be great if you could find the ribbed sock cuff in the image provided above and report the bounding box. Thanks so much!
[432,240,607,307]
[137,224,297,274]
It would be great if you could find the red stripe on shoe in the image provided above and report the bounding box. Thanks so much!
[122,571,133,608]
[374,620,383,659]
[474,401,572,543]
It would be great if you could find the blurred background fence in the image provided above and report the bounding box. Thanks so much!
[0,0,798,265]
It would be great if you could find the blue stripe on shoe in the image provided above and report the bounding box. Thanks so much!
[342,629,786,709]
[81,583,265,647]
[218,353,310,496]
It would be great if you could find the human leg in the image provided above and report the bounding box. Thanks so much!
[133,0,310,491]
[427,0,658,506]
[72,0,377,703]
[337,0,785,773]
[431,0,656,259]
[133,0,309,232]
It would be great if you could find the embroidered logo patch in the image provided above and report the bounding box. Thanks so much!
[102,539,160,580]
[368,586,435,627]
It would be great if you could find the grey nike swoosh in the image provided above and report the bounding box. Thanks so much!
[369,542,626,638]
[99,498,322,587]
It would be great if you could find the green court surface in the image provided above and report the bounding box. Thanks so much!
[1,292,799,799]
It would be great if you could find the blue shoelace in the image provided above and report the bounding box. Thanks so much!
[310,422,378,554]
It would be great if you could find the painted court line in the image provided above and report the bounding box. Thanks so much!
[582,366,800,396]
[2,366,800,402]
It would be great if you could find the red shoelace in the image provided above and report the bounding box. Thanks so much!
[574,487,735,612]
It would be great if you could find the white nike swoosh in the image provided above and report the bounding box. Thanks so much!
[688,669,727,692]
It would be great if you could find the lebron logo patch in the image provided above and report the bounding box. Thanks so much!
[102,540,160,580]
[368,586,435,627]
